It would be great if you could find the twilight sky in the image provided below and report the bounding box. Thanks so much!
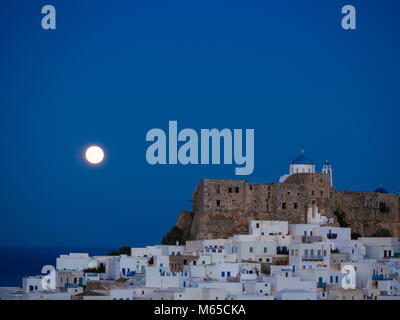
[0,0,399,247]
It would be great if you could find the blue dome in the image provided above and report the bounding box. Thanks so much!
[291,151,314,165]
[374,187,388,194]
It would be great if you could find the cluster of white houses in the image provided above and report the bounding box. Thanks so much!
[1,220,400,300]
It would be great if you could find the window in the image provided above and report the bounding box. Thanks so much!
[264,247,268,253]
[312,190,315,196]
[227,272,231,277]
[256,223,259,228]
[235,187,239,193]
[216,200,220,207]
[228,187,232,193]
[221,272,225,277]
[250,247,254,253]
[282,202,286,209]
[294,202,298,209]
[379,202,388,213]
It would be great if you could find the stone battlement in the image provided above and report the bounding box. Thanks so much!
[174,175,400,241]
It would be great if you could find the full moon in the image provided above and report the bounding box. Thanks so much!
[85,145,104,164]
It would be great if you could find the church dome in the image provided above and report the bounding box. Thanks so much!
[291,150,314,165]
[374,187,388,194]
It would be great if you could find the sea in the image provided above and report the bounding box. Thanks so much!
[0,247,115,287]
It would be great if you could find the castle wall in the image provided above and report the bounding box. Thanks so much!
[332,191,399,237]
[187,175,399,240]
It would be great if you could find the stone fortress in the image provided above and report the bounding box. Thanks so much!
[167,151,400,243]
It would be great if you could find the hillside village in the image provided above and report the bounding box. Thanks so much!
[1,220,400,300]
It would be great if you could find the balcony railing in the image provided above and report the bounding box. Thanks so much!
[85,273,99,277]
[302,255,323,261]
[302,236,323,243]
[372,274,384,281]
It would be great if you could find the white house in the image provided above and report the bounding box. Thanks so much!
[145,267,189,288]
[289,242,331,266]
[56,253,92,271]
[249,221,288,236]
[106,255,138,280]
[22,276,45,294]
[361,237,398,259]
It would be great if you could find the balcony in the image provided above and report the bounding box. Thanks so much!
[277,248,289,255]
[302,255,323,261]
[85,273,99,277]
[372,274,384,281]
[302,236,323,243]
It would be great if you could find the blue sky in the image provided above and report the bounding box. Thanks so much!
[0,0,399,247]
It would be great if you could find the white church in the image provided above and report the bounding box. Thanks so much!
[279,150,333,187]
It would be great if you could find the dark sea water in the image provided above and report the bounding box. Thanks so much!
[0,247,114,287]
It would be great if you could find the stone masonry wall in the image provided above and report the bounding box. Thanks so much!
[186,175,399,240]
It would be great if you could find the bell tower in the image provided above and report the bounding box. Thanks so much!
[322,160,333,187]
